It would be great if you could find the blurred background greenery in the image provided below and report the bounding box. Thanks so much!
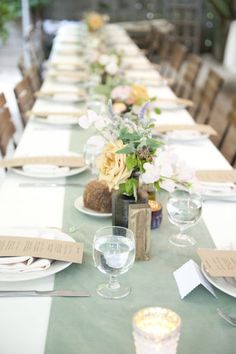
[1,0,235,61]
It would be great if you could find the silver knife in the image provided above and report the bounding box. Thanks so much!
[0,290,90,297]
[19,183,85,188]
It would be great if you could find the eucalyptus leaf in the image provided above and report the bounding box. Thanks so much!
[154,107,161,115]
[116,143,135,154]
[126,154,138,170]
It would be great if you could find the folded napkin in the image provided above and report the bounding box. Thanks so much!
[199,182,236,200]
[23,164,70,176]
[0,256,51,273]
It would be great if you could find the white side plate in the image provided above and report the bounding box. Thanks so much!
[74,196,112,217]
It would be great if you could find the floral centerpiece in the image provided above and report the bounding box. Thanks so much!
[85,12,106,32]
[79,102,195,199]
[90,52,122,85]
[111,84,150,114]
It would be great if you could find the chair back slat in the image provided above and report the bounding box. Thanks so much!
[0,99,16,157]
[219,99,236,166]
[0,93,7,109]
[190,69,224,124]
[26,65,42,92]
[170,43,188,71]
[175,54,202,98]
[14,77,35,126]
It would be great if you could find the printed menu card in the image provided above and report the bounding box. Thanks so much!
[196,170,236,183]
[0,236,84,264]
[198,248,236,277]
[0,156,85,168]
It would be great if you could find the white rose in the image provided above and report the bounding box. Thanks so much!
[106,61,119,75]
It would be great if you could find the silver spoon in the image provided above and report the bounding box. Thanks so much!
[217,308,236,326]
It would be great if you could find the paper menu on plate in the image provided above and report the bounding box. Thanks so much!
[0,236,83,264]
[196,170,236,183]
[198,248,236,277]
[0,156,85,168]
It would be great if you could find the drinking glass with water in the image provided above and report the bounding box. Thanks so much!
[93,226,135,299]
[167,189,202,247]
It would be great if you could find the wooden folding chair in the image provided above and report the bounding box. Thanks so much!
[219,98,236,166]
[14,77,35,126]
[190,69,224,124]
[25,65,42,92]
[0,93,16,157]
[158,34,174,75]
[0,93,7,108]
[174,54,202,99]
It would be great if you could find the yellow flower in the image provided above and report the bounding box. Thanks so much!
[130,84,149,105]
[87,13,104,32]
[97,140,132,191]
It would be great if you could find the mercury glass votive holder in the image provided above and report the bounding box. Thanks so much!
[132,307,181,354]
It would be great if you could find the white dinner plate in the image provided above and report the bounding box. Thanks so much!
[74,196,112,217]
[0,228,74,282]
[12,153,88,179]
[157,102,187,111]
[164,131,209,143]
[201,263,236,298]
[39,93,86,104]
[33,115,80,125]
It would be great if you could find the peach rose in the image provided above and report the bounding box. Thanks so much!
[87,13,104,31]
[97,140,132,191]
[130,84,149,105]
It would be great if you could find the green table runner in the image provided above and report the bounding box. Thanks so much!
[45,127,236,354]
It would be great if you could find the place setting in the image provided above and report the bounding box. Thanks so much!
[153,124,217,144]
[0,153,88,179]
[196,169,236,202]
[0,227,77,282]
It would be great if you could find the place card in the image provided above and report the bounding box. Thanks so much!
[155,124,217,136]
[0,155,85,168]
[173,259,216,299]
[196,170,236,183]
[0,236,84,264]
[198,248,236,277]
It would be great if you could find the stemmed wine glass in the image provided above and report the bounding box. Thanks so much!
[166,189,202,247]
[93,226,135,299]
[83,135,105,175]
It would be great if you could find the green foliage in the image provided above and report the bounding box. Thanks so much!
[154,107,161,115]
[119,178,138,199]
[126,154,137,170]
[0,1,18,41]
[207,0,234,19]
[0,0,52,41]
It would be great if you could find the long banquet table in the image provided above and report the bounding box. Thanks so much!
[0,23,235,354]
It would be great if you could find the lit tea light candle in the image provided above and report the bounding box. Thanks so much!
[133,307,181,354]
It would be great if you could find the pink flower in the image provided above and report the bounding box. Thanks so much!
[111,86,132,102]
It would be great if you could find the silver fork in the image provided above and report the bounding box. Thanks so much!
[217,308,236,326]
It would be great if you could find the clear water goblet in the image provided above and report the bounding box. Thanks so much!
[166,189,202,247]
[93,226,135,299]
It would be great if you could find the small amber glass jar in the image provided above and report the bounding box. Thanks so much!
[148,200,163,229]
